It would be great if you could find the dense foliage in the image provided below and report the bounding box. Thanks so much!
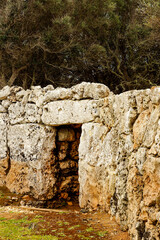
[0,0,160,92]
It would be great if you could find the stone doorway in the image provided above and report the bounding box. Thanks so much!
[54,124,82,207]
[2,123,82,209]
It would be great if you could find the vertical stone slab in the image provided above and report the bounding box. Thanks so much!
[6,124,57,200]
[142,155,160,239]
[79,123,114,210]
[0,113,9,186]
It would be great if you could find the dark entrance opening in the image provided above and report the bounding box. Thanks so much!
[47,124,82,209]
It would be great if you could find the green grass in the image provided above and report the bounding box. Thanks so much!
[85,227,94,232]
[68,225,80,230]
[0,217,58,240]
[34,215,43,219]
[96,231,108,237]
[56,221,63,226]
[0,213,109,240]
[77,235,91,240]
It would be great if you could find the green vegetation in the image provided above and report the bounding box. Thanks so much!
[68,224,80,230]
[34,215,44,219]
[0,217,58,240]
[85,227,94,232]
[0,0,159,93]
[97,231,108,237]
[0,215,109,239]
[77,235,91,240]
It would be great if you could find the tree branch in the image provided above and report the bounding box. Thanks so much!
[8,66,27,86]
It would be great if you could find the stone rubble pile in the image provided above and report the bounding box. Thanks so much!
[0,82,160,240]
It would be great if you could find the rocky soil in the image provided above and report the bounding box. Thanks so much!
[0,207,130,240]
[0,186,130,240]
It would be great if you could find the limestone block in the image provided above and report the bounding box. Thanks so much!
[127,165,144,238]
[9,86,25,102]
[79,123,113,210]
[42,100,99,125]
[136,89,151,113]
[1,100,11,109]
[58,127,75,141]
[31,86,42,90]
[8,102,24,124]
[21,90,31,105]
[0,105,7,112]
[141,155,160,239]
[143,105,160,148]
[16,90,26,101]
[150,86,160,105]
[149,120,160,156]
[99,94,115,128]
[6,161,30,194]
[10,86,23,93]
[114,158,130,230]
[143,155,160,207]
[43,85,54,92]
[127,145,160,239]
[6,124,57,199]
[0,157,9,186]
[113,91,137,134]
[0,86,10,100]
[28,87,44,105]
[25,104,41,123]
[133,109,150,149]
[109,132,134,230]
[43,88,73,103]
[8,102,41,124]
[79,123,109,166]
[0,113,8,159]
[135,147,147,174]
[0,113,9,186]
[71,82,110,100]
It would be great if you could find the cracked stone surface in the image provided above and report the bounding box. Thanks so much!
[0,83,159,239]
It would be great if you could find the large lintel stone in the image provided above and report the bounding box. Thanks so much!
[42,100,99,125]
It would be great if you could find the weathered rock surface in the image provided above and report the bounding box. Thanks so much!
[0,83,159,239]
[0,113,9,186]
[0,86,10,100]
[79,88,160,238]
[0,113,8,160]
[71,82,110,100]
[6,124,57,200]
[79,123,110,210]
[42,100,99,125]
[58,127,75,142]
[8,103,41,124]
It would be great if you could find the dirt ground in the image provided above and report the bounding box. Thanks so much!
[0,187,130,240]
[0,205,130,240]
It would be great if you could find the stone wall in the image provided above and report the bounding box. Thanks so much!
[0,83,159,239]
